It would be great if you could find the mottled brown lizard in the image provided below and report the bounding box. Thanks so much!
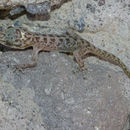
[0,26,130,78]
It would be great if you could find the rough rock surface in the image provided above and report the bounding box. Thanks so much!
[0,0,130,129]
[0,0,71,9]
[0,0,71,20]
[0,0,48,8]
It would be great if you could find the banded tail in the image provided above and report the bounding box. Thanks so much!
[90,46,130,78]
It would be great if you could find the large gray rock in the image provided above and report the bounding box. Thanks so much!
[0,0,130,129]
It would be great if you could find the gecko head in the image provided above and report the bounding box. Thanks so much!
[0,26,26,49]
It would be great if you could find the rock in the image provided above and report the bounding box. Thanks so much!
[0,0,72,20]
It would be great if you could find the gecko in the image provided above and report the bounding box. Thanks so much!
[0,26,130,78]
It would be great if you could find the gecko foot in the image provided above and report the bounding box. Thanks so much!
[81,70,88,80]
[13,65,24,73]
[72,65,88,79]
[13,62,37,72]
[79,66,88,79]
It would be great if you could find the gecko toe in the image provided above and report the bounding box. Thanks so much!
[13,64,25,73]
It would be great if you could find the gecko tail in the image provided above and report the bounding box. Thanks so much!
[118,61,130,78]
[91,47,130,78]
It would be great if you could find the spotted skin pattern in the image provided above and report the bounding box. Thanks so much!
[0,26,130,78]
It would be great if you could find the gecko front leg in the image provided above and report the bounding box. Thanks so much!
[15,45,41,70]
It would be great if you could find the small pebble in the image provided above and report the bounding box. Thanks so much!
[98,0,105,6]
[86,4,96,13]
[77,17,85,32]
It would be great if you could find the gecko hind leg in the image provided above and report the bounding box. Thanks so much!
[73,49,86,71]
[73,49,91,79]
[73,47,92,70]
[73,47,95,79]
